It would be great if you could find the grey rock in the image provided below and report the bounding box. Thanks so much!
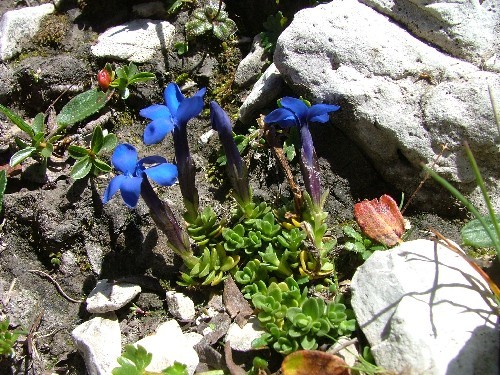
[238,63,284,124]
[86,279,141,313]
[359,0,500,71]
[165,291,196,321]
[0,63,13,103]
[0,3,55,61]
[134,320,199,375]
[71,313,121,375]
[225,316,266,351]
[351,239,499,375]
[234,34,271,88]
[85,242,104,275]
[91,19,175,63]
[272,0,500,212]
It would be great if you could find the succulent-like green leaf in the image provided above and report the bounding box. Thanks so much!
[461,214,500,248]
[56,89,109,127]
[10,147,36,167]
[0,104,34,137]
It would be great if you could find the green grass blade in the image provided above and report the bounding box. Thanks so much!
[0,104,34,138]
[423,164,500,257]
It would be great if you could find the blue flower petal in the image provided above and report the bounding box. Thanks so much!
[195,87,207,98]
[119,176,143,208]
[139,104,171,121]
[144,163,178,186]
[279,97,309,122]
[112,144,138,174]
[164,82,184,115]
[176,96,204,128]
[143,118,175,145]
[139,155,168,166]
[264,108,298,128]
[103,174,127,204]
[307,104,340,123]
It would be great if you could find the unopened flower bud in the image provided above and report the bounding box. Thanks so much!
[97,69,111,91]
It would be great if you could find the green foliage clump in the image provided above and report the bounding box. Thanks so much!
[112,344,188,375]
[0,318,24,358]
[68,125,117,179]
[249,277,356,354]
[341,224,387,261]
[260,11,288,53]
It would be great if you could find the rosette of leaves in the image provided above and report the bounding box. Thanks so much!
[179,243,239,286]
[185,1,237,41]
[186,206,223,247]
[250,278,356,355]
[0,106,60,170]
[67,125,117,179]
[234,259,268,287]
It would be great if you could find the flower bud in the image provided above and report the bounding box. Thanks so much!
[97,69,111,91]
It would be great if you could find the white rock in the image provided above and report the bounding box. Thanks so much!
[271,0,500,212]
[234,34,270,88]
[71,313,121,375]
[359,0,500,71]
[134,320,199,375]
[90,19,175,63]
[184,331,204,347]
[86,279,141,313]
[166,291,196,321]
[0,4,55,61]
[351,239,499,375]
[85,242,104,275]
[238,63,284,124]
[225,317,266,351]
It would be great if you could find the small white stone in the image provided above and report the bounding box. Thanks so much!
[86,279,141,313]
[166,291,196,321]
[199,129,215,144]
[225,317,266,352]
[134,320,199,375]
[71,313,121,375]
[0,4,55,61]
[91,19,175,63]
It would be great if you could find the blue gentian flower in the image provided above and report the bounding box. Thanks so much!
[103,143,178,208]
[264,97,340,210]
[210,101,251,207]
[139,82,206,145]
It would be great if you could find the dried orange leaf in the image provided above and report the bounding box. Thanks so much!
[354,194,404,247]
[281,350,350,375]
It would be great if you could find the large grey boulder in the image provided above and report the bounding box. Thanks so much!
[271,0,499,212]
[0,3,55,61]
[351,239,499,375]
[90,19,175,63]
[359,0,500,71]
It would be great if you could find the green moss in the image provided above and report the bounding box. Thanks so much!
[33,14,70,48]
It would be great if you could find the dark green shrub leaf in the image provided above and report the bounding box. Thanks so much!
[68,145,89,159]
[0,104,34,137]
[31,113,45,135]
[91,125,104,153]
[93,158,112,173]
[71,157,92,180]
[461,214,500,248]
[101,133,118,153]
[10,147,36,167]
[56,89,109,127]
[40,143,53,158]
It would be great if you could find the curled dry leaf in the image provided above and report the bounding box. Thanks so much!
[281,350,350,375]
[354,194,405,247]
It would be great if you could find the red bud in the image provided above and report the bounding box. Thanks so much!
[354,194,405,247]
[97,69,111,90]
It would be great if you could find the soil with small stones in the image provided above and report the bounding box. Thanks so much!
[0,1,497,374]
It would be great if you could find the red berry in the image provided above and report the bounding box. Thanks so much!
[97,69,111,90]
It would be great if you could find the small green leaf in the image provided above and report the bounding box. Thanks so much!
[461,214,500,248]
[112,345,152,375]
[91,125,104,153]
[213,17,237,41]
[93,158,112,173]
[10,147,36,167]
[40,143,53,158]
[162,362,188,375]
[56,89,109,127]
[0,170,6,213]
[101,133,118,153]
[68,145,89,159]
[0,104,34,137]
[31,113,45,135]
[174,41,189,56]
[71,158,92,180]
[128,72,156,85]
[125,62,139,80]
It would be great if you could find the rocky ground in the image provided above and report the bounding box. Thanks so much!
[0,0,498,374]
